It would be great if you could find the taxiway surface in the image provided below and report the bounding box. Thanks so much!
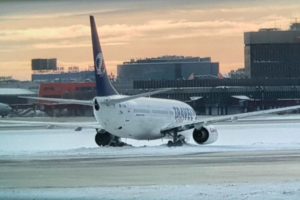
[1,116,300,199]
[1,150,300,188]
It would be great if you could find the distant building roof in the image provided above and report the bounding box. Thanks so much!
[290,23,300,31]
[0,88,35,96]
[122,56,211,65]
[245,24,300,45]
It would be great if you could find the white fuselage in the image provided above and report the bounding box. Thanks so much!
[93,95,196,140]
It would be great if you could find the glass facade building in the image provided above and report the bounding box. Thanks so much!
[244,24,300,78]
[117,56,219,82]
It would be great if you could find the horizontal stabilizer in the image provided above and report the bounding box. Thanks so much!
[0,119,102,131]
[19,96,94,106]
[106,88,172,105]
[185,96,203,103]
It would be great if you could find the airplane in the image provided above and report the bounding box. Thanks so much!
[0,102,12,118]
[2,15,300,147]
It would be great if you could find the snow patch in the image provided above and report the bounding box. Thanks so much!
[1,120,300,158]
[1,183,300,200]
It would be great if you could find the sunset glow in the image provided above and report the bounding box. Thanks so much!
[1,0,300,80]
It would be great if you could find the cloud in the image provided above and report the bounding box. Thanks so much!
[32,41,127,50]
[0,9,127,20]
[176,4,300,14]
[0,25,89,41]
[32,42,90,49]
[0,13,295,52]
[0,61,31,80]
[0,18,285,48]
[100,19,261,40]
[0,49,12,53]
[2,1,299,45]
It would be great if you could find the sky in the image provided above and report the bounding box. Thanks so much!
[0,0,300,80]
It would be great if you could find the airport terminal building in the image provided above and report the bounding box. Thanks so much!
[117,56,219,82]
[134,78,300,115]
[245,23,300,78]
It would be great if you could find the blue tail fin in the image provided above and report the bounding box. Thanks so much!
[90,15,118,96]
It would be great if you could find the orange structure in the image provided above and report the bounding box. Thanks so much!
[39,82,96,98]
[38,82,96,116]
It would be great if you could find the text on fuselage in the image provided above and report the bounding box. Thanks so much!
[173,106,194,121]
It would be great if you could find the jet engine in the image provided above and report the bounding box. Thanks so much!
[192,125,218,145]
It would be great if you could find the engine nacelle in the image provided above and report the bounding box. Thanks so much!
[192,125,218,145]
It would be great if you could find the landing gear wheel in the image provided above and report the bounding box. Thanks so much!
[95,130,131,147]
[167,133,186,147]
[95,132,112,146]
[110,138,128,147]
[167,141,174,147]
[167,140,184,147]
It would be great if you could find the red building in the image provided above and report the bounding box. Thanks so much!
[39,82,96,116]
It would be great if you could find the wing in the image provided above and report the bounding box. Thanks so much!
[161,104,300,134]
[20,88,171,106]
[19,96,94,106]
[0,120,102,131]
[106,88,172,105]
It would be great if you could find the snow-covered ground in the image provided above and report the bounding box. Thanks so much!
[1,117,300,199]
[1,120,300,157]
[0,183,300,200]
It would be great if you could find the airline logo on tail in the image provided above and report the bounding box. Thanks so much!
[96,52,106,75]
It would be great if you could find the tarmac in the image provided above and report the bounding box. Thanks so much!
[1,116,300,199]
[1,149,300,188]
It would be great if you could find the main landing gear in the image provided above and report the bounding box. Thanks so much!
[166,131,186,147]
[95,129,129,147]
